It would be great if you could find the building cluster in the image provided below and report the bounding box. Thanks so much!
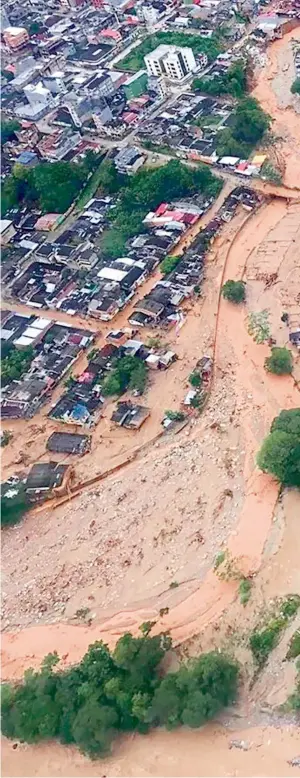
[138,84,270,175]
[0,309,95,419]
[3,187,213,322]
[129,186,263,329]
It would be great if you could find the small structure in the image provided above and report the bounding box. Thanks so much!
[289,331,300,349]
[25,461,72,502]
[46,432,91,455]
[111,401,150,430]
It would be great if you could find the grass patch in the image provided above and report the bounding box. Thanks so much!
[214,551,226,570]
[117,31,221,72]
[249,596,300,668]
[75,159,107,211]
[239,578,252,606]
[286,630,300,660]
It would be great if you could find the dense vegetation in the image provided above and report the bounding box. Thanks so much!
[1,630,238,757]
[1,345,34,386]
[217,97,271,158]
[1,483,31,528]
[291,77,300,95]
[257,409,300,488]
[118,31,221,72]
[1,119,21,147]
[1,154,114,217]
[222,279,245,303]
[264,347,293,376]
[101,160,222,259]
[249,596,300,668]
[160,255,180,275]
[193,60,247,98]
[102,355,148,396]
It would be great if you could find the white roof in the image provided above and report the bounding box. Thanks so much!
[115,257,135,266]
[97,267,126,282]
[219,156,240,166]
[0,219,12,233]
[33,317,52,330]
[146,353,159,365]
[5,26,26,34]
[13,335,33,347]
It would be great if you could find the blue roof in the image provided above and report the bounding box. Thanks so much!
[17,150,37,165]
[70,403,89,421]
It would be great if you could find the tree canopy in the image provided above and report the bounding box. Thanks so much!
[222,279,245,303]
[102,356,148,396]
[193,60,247,99]
[264,347,293,376]
[1,345,34,386]
[1,157,118,217]
[1,629,238,758]
[257,409,300,488]
[118,31,221,72]
[1,119,20,147]
[217,97,270,158]
[291,78,300,95]
[101,160,222,258]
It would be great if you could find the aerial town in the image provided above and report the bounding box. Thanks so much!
[1,0,300,773]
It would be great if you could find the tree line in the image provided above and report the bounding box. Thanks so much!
[101,159,222,259]
[1,153,118,217]
[193,59,247,99]
[216,97,271,159]
[2,629,238,758]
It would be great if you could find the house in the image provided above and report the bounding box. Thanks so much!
[25,461,72,502]
[289,331,300,349]
[1,378,50,419]
[0,219,16,245]
[46,431,91,455]
[114,146,145,175]
[111,401,150,429]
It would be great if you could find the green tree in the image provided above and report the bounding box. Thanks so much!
[1,119,20,146]
[160,255,180,275]
[232,97,271,145]
[257,414,300,487]
[102,356,148,396]
[33,162,85,213]
[222,279,245,303]
[72,699,118,757]
[264,347,293,375]
[1,484,30,527]
[291,78,300,95]
[271,409,300,437]
[1,345,34,386]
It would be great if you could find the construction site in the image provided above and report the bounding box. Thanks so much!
[2,24,300,778]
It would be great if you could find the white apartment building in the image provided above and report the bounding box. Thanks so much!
[144,45,197,82]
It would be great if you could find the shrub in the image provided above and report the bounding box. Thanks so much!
[165,410,185,422]
[264,347,293,375]
[102,356,148,397]
[222,280,245,303]
[286,630,300,660]
[249,596,300,668]
[291,78,300,95]
[257,409,300,487]
[248,309,270,343]
[239,578,252,606]
[189,371,202,388]
[160,255,180,275]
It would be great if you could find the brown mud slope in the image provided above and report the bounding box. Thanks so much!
[253,27,300,189]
